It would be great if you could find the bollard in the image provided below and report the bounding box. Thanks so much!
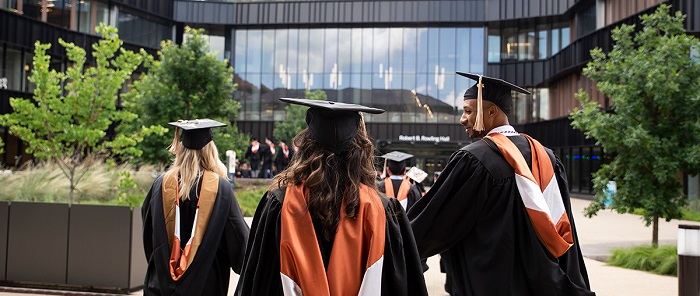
[678,224,700,296]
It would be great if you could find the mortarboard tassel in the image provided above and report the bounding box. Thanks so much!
[168,127,180,155]
[474,75,485,132]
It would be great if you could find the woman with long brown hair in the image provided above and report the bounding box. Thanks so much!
[236,99,427,296]
[142,119,249,296]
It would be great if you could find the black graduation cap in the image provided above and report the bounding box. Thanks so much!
[457,72,531,132]
[279,98,384,154]
[168,118,227,150]
[380,151,413,176]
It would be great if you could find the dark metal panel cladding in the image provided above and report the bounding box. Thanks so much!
[176,0,584,25]
[0,201,8,281]
[66,205,131,288]
[6,202,69,284]
[113,0,173,20]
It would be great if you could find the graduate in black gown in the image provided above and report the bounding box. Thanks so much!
[377,151,422,211]
[236,98,428,296]
[408,73,595,296]
[142,119,250,296]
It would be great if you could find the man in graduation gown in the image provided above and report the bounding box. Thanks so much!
[236,98,428,296]
[377,151,422,211]
[408,73,595,296]
[142,119,250,296]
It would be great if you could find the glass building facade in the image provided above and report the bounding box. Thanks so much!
[232,27,485,124]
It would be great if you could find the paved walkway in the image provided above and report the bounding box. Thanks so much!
[2,197,697,295]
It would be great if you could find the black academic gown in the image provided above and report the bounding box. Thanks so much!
[377,178,422,211]
[235,187,428,296]
[142,174,250,296]
[408,135,595,296]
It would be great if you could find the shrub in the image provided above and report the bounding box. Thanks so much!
[608,245,677,276]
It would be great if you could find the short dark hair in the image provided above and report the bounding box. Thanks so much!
[387,161,406,175]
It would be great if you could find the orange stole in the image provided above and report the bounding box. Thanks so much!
[279,184,386,295]
[383,177,411,201]
[161,170,220,281]
[485,133,573,257]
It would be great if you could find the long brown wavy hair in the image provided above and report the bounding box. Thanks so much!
[272,119,377,240]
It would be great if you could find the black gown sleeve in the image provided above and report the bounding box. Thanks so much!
[381,196,429,296]
[377,180,386,194]
[553,155,594,291]
[235,191,284,296]
[407,150,490,259]
[406,185,422,211]
[223,190,251,274]
[141,177,161,262]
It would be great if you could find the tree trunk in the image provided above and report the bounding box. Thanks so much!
[652,212,659,248]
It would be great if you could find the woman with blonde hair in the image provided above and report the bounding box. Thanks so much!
[236,99,427,296]
[142,119,249,296]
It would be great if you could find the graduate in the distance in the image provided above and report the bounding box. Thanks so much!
[142,119,250,296]
[236,98,428,296]
[408,73,595,296]
[377,151,422,210]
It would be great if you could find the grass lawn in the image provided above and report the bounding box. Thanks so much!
[234,183,269,217]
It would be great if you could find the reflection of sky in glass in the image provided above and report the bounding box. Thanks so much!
[233,27,486,122]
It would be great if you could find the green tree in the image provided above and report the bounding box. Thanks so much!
[0,24,164,204]
[570,4,700,247]
[273,90,328,143]
[124,27,248,167]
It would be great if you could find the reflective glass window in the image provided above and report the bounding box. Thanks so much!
[469,28,484,72]
[234,30,247,74]
[46,0,71,29]
[337,29,352,81]
[274,29,288,77]
[551,28,561,55]
[324,28,338,89]
[427,28,439,75]
[297,29,309,76]
[350,28,363,74]
[287,29,299,74]
[245,30,262,73]
[261,30,274,73]
[95,1,110,27]
[487,34,500,63]
[537,29,548,59]
[416,28,429,74]
[538,88,549,121]
[22,0,41,20]
[561,27,570,49]
[117,10,171,48]
[439,28,456,73]
[6,48,22,91]
[23,51,33,92]
[77,1,92,33]
[231,26,485,124]
[308,29,324,73]
[389,28,403,74]
[4,0,19,12]
[457,28,472,69]
[402,28,417,73]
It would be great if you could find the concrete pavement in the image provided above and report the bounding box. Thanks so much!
[2,197,697,295]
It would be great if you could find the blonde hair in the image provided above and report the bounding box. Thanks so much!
[166,141,227,201]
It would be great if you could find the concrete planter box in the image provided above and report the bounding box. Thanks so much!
[0,201,146,293]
